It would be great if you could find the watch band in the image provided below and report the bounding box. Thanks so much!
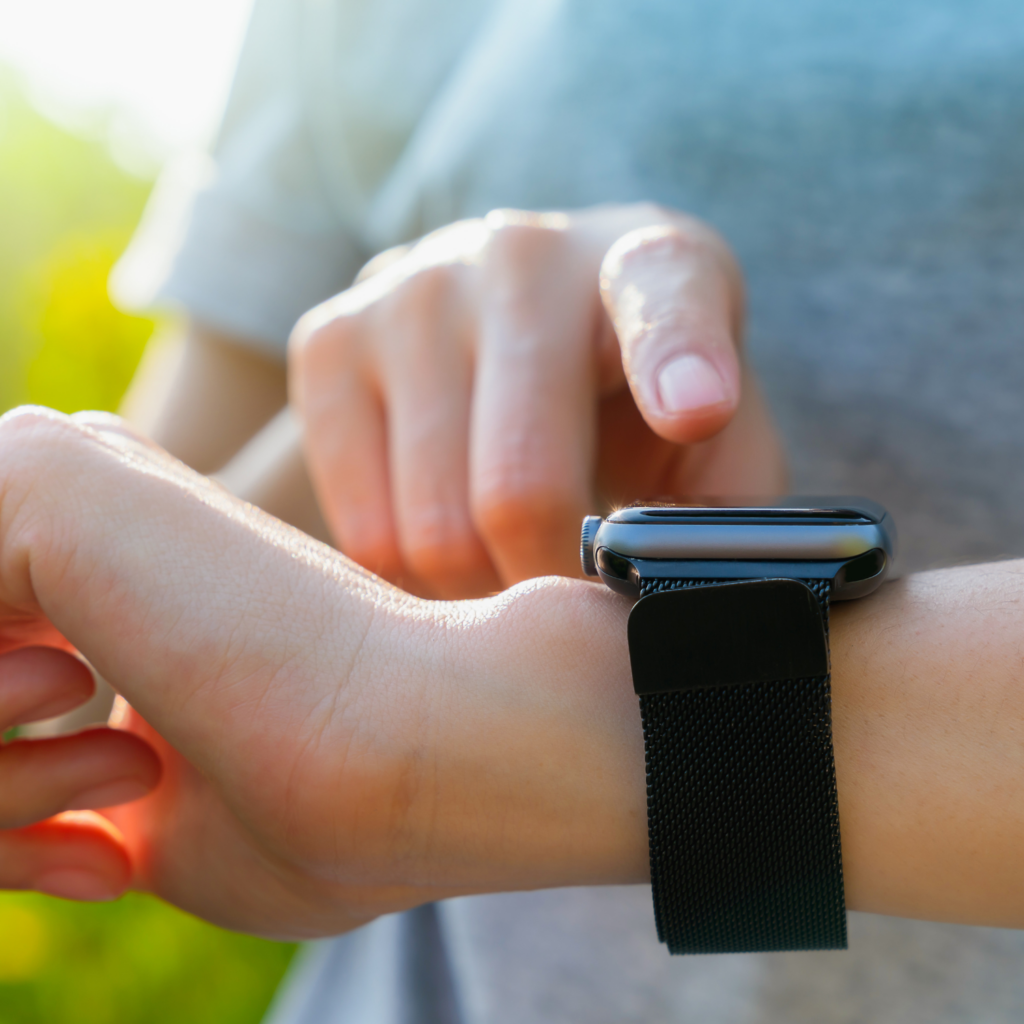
[631,576,846,955]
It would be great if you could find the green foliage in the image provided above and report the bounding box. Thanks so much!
[0,892,295,1024]
[0,71,155,415]
[0,72,298,1023]
[22,233,156,413]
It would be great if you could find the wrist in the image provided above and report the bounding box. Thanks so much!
[332,578,649,900]
[440,578,649,890]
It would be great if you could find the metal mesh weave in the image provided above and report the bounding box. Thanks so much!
[637,577,846,954]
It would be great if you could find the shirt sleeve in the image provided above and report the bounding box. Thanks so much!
[114,0,496,356]
[117,0,367,356]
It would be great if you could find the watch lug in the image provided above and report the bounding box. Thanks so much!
[832,548,888,600]
[595,547,640,597]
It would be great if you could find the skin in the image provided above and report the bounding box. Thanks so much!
[5,201,1016,937]
[123,323,289,475]
[126,205,786,586]
[9,202,787,907]
[290,205,786,596]
[0,409,647,926]
[1,410,1024,936]
[19,322,307,740]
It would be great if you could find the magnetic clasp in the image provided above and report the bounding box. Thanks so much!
[627,579,829,695]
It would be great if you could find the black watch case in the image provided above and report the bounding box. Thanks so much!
[581,496,896,600]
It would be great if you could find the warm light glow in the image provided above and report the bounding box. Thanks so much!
[0,0,253,167]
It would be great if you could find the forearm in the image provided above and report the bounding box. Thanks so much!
[6,410,1024,934]
[123,321,327,538]
[120,320,287,473]
[830,563,1024,925]
[439,560,1024,928]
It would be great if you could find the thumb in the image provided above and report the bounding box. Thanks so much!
[599,222,744,445]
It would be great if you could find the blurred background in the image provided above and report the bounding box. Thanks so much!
[0,1,296,1019]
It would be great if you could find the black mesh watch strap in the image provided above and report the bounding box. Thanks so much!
[631,576,846,955]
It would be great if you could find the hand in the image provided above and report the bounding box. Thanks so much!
[0,649,161,901]
[4,409,1024,935]
[290,204,786,598]
[0,408,648,936]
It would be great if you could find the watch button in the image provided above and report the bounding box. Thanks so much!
[580,515,602,576]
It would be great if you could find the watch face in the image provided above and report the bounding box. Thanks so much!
[606,496,887,524]
[582,496,896,600]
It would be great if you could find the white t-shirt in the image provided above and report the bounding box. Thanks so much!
[127,0,1024,1019]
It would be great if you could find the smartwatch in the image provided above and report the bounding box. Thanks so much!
[580,498,896,955]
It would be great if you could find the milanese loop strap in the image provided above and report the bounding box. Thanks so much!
[636,577,846,955]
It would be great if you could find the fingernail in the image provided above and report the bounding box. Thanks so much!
[656,354,731,415]
[34,869,121,902]
[64,778,150,811]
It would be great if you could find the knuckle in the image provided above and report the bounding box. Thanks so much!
[289,306,326,361]
[344,534,403,580]
[295,243,469,375]
[484,209,570,261]
[0,406,88,459]
[400,508,481,582]
[0,404,67,437]
[600,215,737,305]
[404,217,488,268]
[298,313,359,363]
[323,500,399,573]
[393,262,457,312]
[404,536,485,590]
[472,485,576,551]
[616,222,704,269]
[289,316,363,405]
[603,203,726,273]
[354,243,411,283]
[376,266,463,363]
[291,272,394,369]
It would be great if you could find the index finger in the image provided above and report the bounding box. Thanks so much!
[600,220,744,445]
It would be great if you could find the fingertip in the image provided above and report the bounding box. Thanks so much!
[643,352,740,444]
[657,353,733,412]
[91,728,165,799]
[33,867,126,902]
[2,811,133,902]
[63,778,153,813]
[0,646,95,729]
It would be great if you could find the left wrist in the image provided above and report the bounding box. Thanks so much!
[444,579,647,890]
